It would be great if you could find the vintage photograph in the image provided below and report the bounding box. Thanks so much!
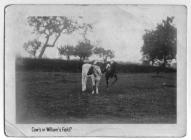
[4,4,187,136]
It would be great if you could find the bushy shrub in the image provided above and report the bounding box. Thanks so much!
[16,57,176,73]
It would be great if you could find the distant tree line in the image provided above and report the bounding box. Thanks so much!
[141,17,177,67]
[16,57,176,73]
[57,42,114,61]
[23,16,114,61]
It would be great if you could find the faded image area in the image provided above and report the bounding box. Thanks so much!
[5,5,185,124]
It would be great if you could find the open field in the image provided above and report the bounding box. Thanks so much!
[16,72,176,124]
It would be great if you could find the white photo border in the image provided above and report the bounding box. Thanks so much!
[3,0,189,137]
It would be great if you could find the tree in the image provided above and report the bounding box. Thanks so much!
[94,47,115,62]
[75,41,94,60]
[93,47,105,58]
[75,22,93,61]
[57,45,75,60]
[141,17,177,67]
[104,49,115,61]
[80,23,93,42]
[25,16,78,58]
[23,39,41,57]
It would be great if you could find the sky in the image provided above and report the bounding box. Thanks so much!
[5,5,186,63]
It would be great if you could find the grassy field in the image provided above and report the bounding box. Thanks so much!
[16,72,176,124]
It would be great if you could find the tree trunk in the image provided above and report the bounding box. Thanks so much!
[163,56,167,68]
[151,59,154,66]
[67,55,70,61]
[38,45,47,58]
[38,36,49,58]
[104,56,108,62]
[82,56,85,61]
[79,57,82,61]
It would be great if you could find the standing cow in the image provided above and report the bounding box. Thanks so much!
[82,62,102,94]
[104,60,118,88]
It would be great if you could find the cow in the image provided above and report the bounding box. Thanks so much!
[104,60,118,88]
[81,62,102,94]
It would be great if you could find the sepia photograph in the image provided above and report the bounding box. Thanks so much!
[4,4,187,137]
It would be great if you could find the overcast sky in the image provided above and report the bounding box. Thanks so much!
[5,5,186,63]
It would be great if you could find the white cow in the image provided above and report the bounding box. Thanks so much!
[82,63,102,94]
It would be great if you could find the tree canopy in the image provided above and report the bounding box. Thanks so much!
[74,41,94,60]
[94,47,115,62]
[141,17,177,66]
[58,45,75,60]
[24,16,92,58]
[24,16,116,61]
[23,39,41,57]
